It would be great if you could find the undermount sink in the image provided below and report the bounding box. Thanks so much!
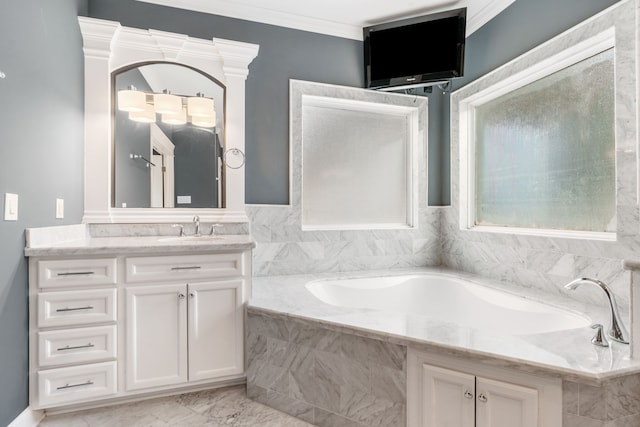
[158,235,223,242]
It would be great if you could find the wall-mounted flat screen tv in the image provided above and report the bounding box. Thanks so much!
[364,7,466,90]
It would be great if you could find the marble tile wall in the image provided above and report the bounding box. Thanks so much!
[246,310,407,427]
[248,205,442,276]
[563,375,640,427]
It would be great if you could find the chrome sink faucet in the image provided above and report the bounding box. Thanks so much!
[564,277,629,344]
[193,215,200,236]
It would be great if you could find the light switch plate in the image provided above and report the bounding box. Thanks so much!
[4,193,18,221]
[56,198,64,219]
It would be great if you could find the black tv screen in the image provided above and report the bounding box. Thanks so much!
[364,8,466,89]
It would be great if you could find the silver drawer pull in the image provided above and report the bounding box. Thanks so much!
[171,266,201,271]
[57,271,96,276]
[478,393,488,403]
[464,390,474,399]
[56,306,94,312]
[57,343,95,351]
[57,380,94,390]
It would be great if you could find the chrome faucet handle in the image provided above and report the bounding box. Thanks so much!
[209,223,223,236]
[591,324,609,348]
[172,224,185,237]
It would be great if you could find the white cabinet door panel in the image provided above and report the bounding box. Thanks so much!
[421,364,475,427]
[125,284,187,390]
[476,376,538,427]
[188,280,243,381]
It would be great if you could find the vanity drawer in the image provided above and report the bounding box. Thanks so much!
[37,361,117,408]
[37,258,117,289]
[125,253,245,283]
[38,289,117,328]
[38,325,117,367]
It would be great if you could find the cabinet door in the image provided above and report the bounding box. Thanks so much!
[125,284,187,390]
[421,364,475,427]
[476,376,538,427]
[188,280,244,381]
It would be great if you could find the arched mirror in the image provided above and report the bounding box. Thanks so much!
[112,63,226,209]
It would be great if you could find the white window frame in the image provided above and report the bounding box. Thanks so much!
[457,28,617,241]
[300,95,420,231]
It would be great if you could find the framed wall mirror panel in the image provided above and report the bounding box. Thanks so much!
[79,17,259,223]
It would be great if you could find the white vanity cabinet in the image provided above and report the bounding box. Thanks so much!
[408,349,561,427]
[124,254,246,391]
[29,248,251,411]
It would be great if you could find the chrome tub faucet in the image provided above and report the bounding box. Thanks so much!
[564,277,629,345]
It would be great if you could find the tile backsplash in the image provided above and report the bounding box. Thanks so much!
[247,205,442,276]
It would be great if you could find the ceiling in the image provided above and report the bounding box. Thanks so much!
[136,0,515,40]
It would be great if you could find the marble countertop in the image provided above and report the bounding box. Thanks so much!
[24,233,256,257]
[250,267,640,383]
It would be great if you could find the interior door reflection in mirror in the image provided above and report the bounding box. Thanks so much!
[113,63,225,209]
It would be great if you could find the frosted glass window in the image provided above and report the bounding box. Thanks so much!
[302,102,410,228]
[474,48,615,232]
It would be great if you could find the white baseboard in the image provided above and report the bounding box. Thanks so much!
[7,407,44,427]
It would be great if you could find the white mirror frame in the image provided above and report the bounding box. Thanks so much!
[78,17,259,223]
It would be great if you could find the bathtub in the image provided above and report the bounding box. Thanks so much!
[305,273,591,335]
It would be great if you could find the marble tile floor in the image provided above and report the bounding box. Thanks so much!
[38,385,315,427]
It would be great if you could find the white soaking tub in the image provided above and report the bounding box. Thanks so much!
[306,273,591,335]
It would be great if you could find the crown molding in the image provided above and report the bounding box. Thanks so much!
[136,0,362,40]
[136,0,514,40]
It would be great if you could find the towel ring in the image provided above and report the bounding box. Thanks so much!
[223,148,245,169]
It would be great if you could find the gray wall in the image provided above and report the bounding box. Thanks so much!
[0,0,86,424]
[88,0,364,205]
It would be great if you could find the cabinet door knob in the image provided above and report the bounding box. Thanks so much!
[464,390,474,399]
[178,293,185,300]
[189,292,195,298]
[478,393,488,403]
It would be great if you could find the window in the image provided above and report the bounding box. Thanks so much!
[456,29,618,238]
[474,48,615,232]
[300,95,420,230]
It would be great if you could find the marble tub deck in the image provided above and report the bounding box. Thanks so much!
[250,267,640,383]
[38,385,313,427]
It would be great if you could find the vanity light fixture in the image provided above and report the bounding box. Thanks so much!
[153,89,182,115]
[129,103,156,123]
[162,108,187,125]
[187,93,214,117]
[117,88,217,128]
[117,86,147,112]
[191,110,216,128]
